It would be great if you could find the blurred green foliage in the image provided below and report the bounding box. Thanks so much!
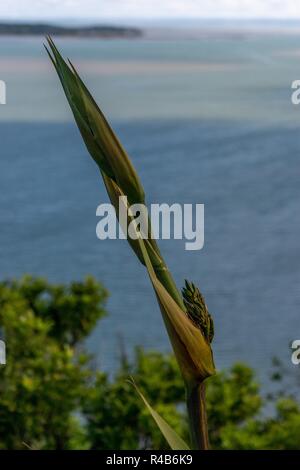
[84,349,188,450]
[0,275,107,449]
[0,276,299,449]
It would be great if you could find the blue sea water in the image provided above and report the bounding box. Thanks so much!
[0,34,300,386]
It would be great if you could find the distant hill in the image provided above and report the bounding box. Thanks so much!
[0,23,143,38]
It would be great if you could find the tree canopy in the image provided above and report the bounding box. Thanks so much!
[0,276,299,450]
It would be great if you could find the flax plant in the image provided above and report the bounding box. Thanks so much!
[46,37,216,450]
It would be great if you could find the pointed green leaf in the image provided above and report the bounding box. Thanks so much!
[129,378,190,450]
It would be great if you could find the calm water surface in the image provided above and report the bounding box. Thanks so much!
[0,35,299,387]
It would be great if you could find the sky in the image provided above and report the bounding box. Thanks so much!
[1,0,300,21]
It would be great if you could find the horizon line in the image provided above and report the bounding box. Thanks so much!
[2,17,300,23]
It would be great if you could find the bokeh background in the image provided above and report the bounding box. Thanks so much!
[0,1,300,390]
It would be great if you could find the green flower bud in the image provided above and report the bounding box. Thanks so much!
[150,273,215,386]
[46,37,145,205]
[182,280,214,344]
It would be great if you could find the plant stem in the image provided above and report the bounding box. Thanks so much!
[186,382,210,450]
[154,264,186,311]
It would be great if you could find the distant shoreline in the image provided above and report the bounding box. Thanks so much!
[0,23,143,39]
[1,21,300,42]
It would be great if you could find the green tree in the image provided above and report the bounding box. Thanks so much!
[2,275,108,345]
[219,397,300,450]
[85,355,300,450]
[84,347,188,450]
[206,363,262,448]
[0,275,299,450]
[84,355,263,450]
[0,275,108,449]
